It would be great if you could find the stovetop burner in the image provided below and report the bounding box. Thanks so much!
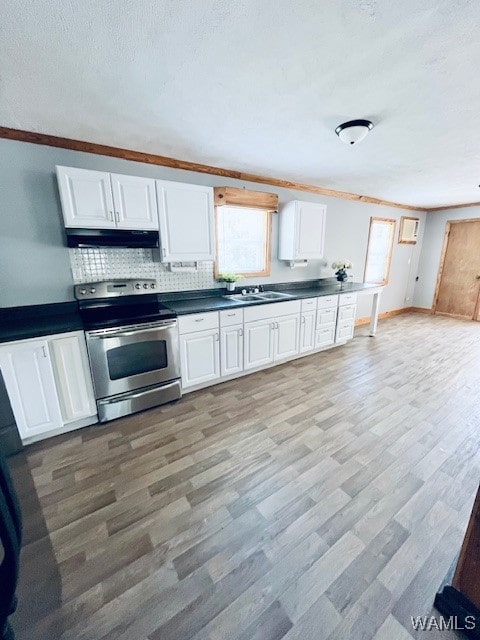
[75,280,177,330]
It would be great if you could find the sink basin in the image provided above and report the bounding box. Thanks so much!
[223,294,260,302]
[257,291,292,300]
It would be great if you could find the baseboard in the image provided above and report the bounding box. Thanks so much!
[354,306,435,326]
[434,586,480,639]
[410,306,434,314]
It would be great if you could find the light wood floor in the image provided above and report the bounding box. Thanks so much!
[9,313,480,640]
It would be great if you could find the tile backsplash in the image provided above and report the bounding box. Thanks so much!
[69,248,221,292]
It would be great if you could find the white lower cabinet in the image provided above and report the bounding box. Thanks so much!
[316,326,336,349]
[0,331,98,443]
[336,319,355,342]
[49,333,97,423]
[180,328,220,388]
[0,339,63,441]
[220,325,244,377]
[244,320,274,370]
[299,310,316,353]
[275,314,300,360]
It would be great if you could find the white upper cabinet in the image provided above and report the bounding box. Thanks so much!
[278,200,326,261]
[57,166,115,229]
[156,180,214,262]
[56,166,159,230]
[110,174,158,230]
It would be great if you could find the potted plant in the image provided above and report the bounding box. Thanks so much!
[332,260,352,289]
[217,273,243,293]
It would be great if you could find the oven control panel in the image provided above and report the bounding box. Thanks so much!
[75,279,157,299]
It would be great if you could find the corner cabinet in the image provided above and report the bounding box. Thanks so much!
[156,180,214,262]
[278,200,326,261]
[0,331,97,443]
[56,166,158,230]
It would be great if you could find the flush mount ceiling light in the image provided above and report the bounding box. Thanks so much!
[335,119,374,145]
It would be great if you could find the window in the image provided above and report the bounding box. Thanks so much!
[215,205,271,277]
[364,217,396,285]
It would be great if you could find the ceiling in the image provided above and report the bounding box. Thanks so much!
[1,0,479,208]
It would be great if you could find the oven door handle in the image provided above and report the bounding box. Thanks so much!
[88,322,177,339]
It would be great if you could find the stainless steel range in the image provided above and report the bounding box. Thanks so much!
[76,279,181,423]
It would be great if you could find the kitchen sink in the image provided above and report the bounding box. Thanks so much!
[223,294,261,302]
[256,291,292,300]
[223,291,293,303]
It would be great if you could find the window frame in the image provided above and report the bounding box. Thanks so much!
[214,205,272,278]
[364,217,396,285]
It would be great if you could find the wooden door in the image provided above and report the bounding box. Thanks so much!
[435,220,480,319]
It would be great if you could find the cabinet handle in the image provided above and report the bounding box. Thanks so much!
[239,328,243,336]
[109,210,114,221]
[162,248,166,258]
[276,322,279,329]
[115,211,120,223]
[227,313,236,317]
[42,345,47,358]
[194,318,204,322]
[301,316,305,324]
[271,322,275,329]
[215,333,220,341]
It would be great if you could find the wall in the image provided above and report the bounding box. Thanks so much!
[413,206,480,309]
[0,137,426,317]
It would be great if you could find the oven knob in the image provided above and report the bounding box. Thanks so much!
[143,283,149,289]
[150,283,156,289]
[135,283,141,289]
[80,288,87,295]
[90,287,96,294]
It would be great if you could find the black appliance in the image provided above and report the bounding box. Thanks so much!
[76,279,181,422]
[65,228,159,248]
[0,373,23,458]
[0,452,22,640]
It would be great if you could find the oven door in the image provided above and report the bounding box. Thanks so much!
[86,320,180,399]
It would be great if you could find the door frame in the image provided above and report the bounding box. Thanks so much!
[433,218,480,320]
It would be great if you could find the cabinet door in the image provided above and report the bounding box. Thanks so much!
[299,310,316,353]
[0,341,63,440]
[56,166,115,229]
[220,325,244,377]
[294,202,326,260]
[317,306,338,328]
[49,333,97,423]
[336,320,355,343]
[156,180,214,261]
[180,328,220,388]
[244,320,274,370]
[338,304,357,322]
[316,326,336,349]
[111,174,158,230]
[274,314,300,360]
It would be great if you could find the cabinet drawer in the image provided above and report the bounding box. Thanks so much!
[178,312,219,334]
[336,320,355,342]
[338,304,356,322]
[244,300,301,322]
[316,306,337,328]
[301,298,317,312]
[220,308,244,327]
[339,293,357,306]
[315,326,335,348]
[317,295,339,309]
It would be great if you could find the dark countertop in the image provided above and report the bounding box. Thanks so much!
[0,280,382,342]
[0,302,83,344]
[160,280,381,316]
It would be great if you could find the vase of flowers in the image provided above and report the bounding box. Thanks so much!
[332,261,352,289]
[218,273,243,293]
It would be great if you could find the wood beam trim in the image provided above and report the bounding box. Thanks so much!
[213,186,278,211]
[0,126,427,212]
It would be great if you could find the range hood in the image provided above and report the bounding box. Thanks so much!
[66,228,160,249]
